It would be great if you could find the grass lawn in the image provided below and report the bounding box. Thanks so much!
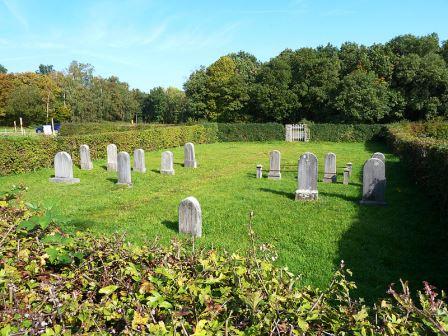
[0,141,445,301]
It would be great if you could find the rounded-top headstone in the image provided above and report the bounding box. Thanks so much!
[160,151,175,175]
[107,144,118,172]
[295,152,318,200]
[49,151,80,183]
[133,148,146,173]
[178,196,202,237]
[371,152,385,163]
[117,151,132,186]
[184,142,197,168]
[323,152,337,183]
[361,158,386,205]
[79,144,93,170]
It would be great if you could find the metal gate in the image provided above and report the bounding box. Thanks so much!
[285,124,309,142]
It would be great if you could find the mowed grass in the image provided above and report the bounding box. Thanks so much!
[0,141,445,301]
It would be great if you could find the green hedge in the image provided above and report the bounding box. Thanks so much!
[386,122,448,217]
[58,122,166,136]
[308,124,385,142]
[212,122,284,142]
[0,125,217,175]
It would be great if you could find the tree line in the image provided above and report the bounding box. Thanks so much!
[1,33,447,126]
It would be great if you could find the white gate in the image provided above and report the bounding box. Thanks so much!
[285,124,309,142]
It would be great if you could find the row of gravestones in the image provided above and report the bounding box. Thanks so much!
[256,150,386,205]
[49,142,198,186]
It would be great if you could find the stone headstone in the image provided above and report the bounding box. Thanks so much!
[160,151,175,175]
[49,152,80,184]
[360,158,386,205]
[256,164,263,179]
[371,152,385,163]
[178,196,202,237]
[295,152,318,200]
[133,149,146,173]
[79,144,93,170]
[117,151,132,186]
[343,168,350,185]
[268,150,281,180]
[184,142,197,168]
[107,144,118,172]
[323,152,336,183]
[346,162,353,177]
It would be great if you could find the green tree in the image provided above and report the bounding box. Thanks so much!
[36,64,55,75]
[0,64,7,74]
[5,84,46,124]
[334,70,401,123]
[387,33,440,57]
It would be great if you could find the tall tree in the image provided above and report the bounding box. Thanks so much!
[0,64,7,74]
[36,64,55,75]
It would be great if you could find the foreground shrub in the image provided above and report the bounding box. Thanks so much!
[1,187,447,335]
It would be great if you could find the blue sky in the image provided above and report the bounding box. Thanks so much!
[1,0,447,91]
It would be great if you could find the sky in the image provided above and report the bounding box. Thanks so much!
[0,0,447,91]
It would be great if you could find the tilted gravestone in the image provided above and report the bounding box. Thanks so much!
[178,196,202,237]
[360,158,386,205]
[184,142,197,168]
[268,150,281,180]
[49,151,80,184]
[371,152,385,163]
[160,151,175,175]
[295,152,318,200]
[256,164,263,179]
[107,144,118,172]
[343,168,350,185]
[323,152,336,183]
[79,144,93,170]
[133,149,146,173]
[117,151,132,186]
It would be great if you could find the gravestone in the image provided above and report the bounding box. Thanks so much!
[184,142,197,168]
[160,151,175,175]
[178,196,202,237]
[343,168,350,185]
[371,152,385,163]
[346,162,353,177]
[49,152,80,184]
[360,158,386,205]
[107,144,118,172]
[323,152,336,183]
[256,164,263,178]
[133,149,146,173]
[79,144,93,170]
[295,152,318,200]
[268,150,281,180]
[117,152,132,186]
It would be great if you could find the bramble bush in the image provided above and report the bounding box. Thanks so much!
[1,187,447,335]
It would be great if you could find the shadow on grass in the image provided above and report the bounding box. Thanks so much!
[319,191,359,203]
[162,220,178,233]
[259,187,295,200]
[101,165,108,171]
[336,141,448,302]
[106,177,118,184]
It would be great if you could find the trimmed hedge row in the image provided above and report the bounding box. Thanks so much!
[385,123,448,217]
[308,123,385,142]
[0,125,217,175]
[211,122,285,142]
[58,122,169,136]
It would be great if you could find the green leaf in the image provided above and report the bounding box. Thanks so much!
[99,285,119,295]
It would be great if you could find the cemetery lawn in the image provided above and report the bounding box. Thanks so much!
[0,141,445,301]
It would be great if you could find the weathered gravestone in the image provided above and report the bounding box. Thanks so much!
[117,152,132,186]
[343,168,350,185]
[79,144,93,170]
[133,149,146,173]
[49,152,80,184]
[268,150,281,180]
[371,152,385,163]
[107,144,118,172]
[256,164,263,179]
[295,152,318,200]
[184,142,197,168]
[360,158,386,205]
[160,151,175,175]
[178,196,202,237]
[346,162,353,177]
[323,152,336,183]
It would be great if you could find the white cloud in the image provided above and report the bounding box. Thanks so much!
[1,0,28,29]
